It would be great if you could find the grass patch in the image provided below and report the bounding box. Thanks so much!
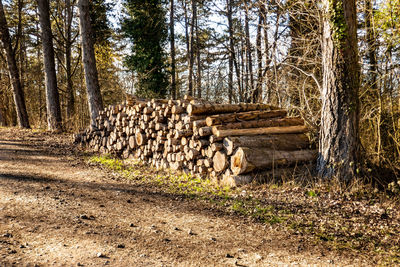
[87,155,292,226]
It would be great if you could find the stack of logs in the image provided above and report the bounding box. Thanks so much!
[75,96,317,186]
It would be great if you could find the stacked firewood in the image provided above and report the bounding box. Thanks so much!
[75,95,317,186]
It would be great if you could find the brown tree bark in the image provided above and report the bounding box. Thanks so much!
[188,0,196,97]
[244,1,254,102]
[223,134,310,156]
[226,0,234,103]
[65,0,75,119]
[170,0,177,99]
[318,0,361,181]
[78,0,104,126]
[0,0,30,128]
[231,147,317,175]
[183,1,193,96]
[253,3,264,103]
[195,9,201,99]
[37,0,63,131]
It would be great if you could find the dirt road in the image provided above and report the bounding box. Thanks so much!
[0,128,369,266]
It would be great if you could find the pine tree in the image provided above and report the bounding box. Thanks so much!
[122,0,168,98]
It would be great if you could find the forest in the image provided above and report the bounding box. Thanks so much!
[1,1,400,265]
[0,0,399,181]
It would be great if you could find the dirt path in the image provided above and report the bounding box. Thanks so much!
[0,128,368,266]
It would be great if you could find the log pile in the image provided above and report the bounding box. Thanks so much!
[75,96,317,186]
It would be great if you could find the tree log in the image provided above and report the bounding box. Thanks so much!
[223,134,310,155]
[213,125,308,138]
[206,110,287,126]
[187,103,279,116]
[213,151,228,172]
[214,117,303,131]
[129,135,137,149]
[231,147,317,175]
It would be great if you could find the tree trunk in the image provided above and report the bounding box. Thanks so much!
[0,0,30,128]
[253,5,264,103]
[38,0,63,131]
[188,0,196,97]
[318,0,361,181]
[195,9,201,99]
[364,0,381,161]
[65,0,75,119]
[244,2,254,102]
[183,1,192,96]
[226,0,234,103]
[78,0,104,126]
[170,0,177,99]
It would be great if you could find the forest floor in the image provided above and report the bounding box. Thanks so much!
[0,127,399,266]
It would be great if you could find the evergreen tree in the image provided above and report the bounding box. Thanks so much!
[122,0,168,98]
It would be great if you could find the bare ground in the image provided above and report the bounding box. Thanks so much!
[0,127,398,266]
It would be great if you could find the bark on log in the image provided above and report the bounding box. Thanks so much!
[188,103,279,116]
[231,147,317,175]
[206,110,287,126]
[213,125,308,138]
[223,134,310,155]
[214,117,303,131]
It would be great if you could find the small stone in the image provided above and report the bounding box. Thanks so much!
[226,253,234,258]
[174,227,180,231]
[104,260,110,265]
[117,244,125,248]
[97,252,106,258]
[99,204,105,208]
[77,263,84,266]
[19,245,25,249]
[129,223,136,227]
[254,254,263,261]
[211,237,217,241]
[9,249,17,254]
[188,229,196,235]
[127,199,132,203]
[80,214,95,220]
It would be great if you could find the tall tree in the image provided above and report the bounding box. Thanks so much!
[122,0,168,98]
[65,0,75,120]
[243,1,254,102]
[226,0,234,103]
[37,0,63,131]
[318,0,361,181]
[170,0,177,99]
[188,0,196,96]
[195,0,201,98]
[0,0,30,128]
[253,2,265,103]
[78,0,104,126]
